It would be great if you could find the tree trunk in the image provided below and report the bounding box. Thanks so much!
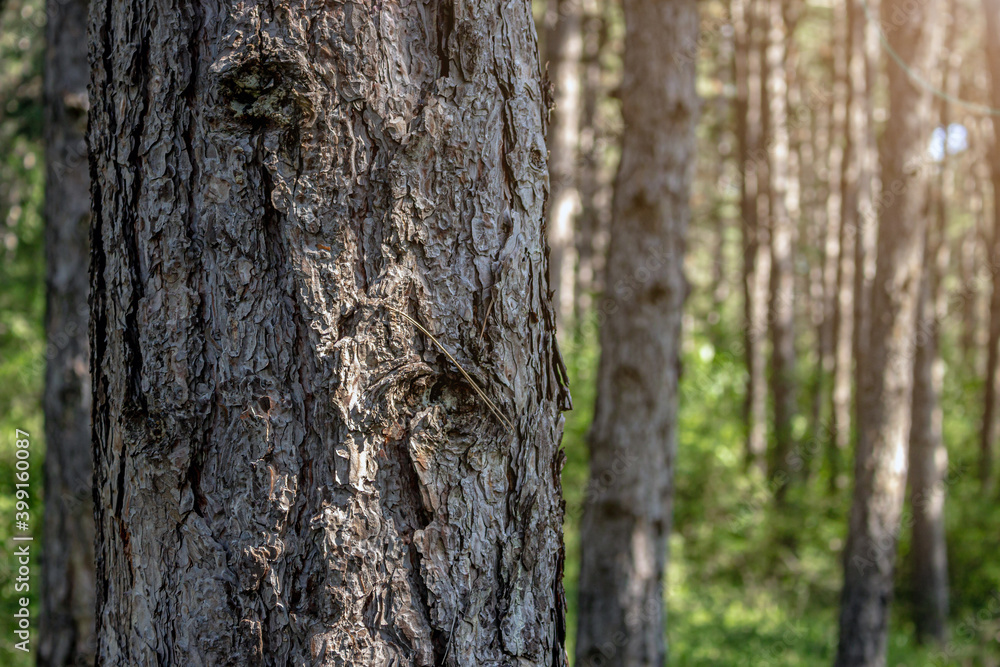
[907,135,950,651]
[39,0,96,661]
[908,6,958,644]
[980,0,1000,490]
[572,0,608,326]
[88,1,570,665]
[763,0,797,499]
[574,0,697,663]
[825,0,849,488]
[546,0,583,330]
[835,0,941,663]
[733,0,768,474]
[833,0,870,488]
[848,0,879,449]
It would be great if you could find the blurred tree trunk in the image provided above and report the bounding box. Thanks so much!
[908,7,959,644]
[733,0,768,473]
[824,0,849,487]
[763,0,797,499]
[546,0,583,330]
[574,0,610,325]
[980,0,1000,489]
[574,0,697,662]
[835,0,942,662]
[834,0,872,488]
[848,0,879,450]
[39,0,96,662]
[88,1,570,664]
[907,100,951,654]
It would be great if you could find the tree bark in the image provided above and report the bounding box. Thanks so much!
[545,0,583,330]
[835,0,941,663]
[980,0,1000,489]
[39,0,96,661]
[88,1,570,665]
[574,0,697,664]
[763,0,797,498]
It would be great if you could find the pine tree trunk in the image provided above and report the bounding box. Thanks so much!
[546,0,583,330]
[835,0,942,662]
[572,0,606,325]
[980,0,1000,489]
[824,0,849,486]
[87,1,570,664]
[39,0,96,661]
[833,0,868,486]
[733,0,768,473]
[574,0,697,663]
[763,0,797,498]
[908,8,958,643]
[848,0,879,446]
[908,139,950,650]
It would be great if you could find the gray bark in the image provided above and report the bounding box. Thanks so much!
[834,0,941,662]
[574,0,697,664]
[87,1,570,665]
[40,0,96,661]
[545,0,582,329]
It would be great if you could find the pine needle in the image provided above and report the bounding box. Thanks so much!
[387,306,514,432]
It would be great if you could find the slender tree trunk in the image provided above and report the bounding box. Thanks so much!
[574,0,697,663]
[573,0,609,326]
[546,0,583,330]
[908,7,959,644]
[734,0,768,473]
[980,0,1000,489]
[39,0,96,662]
[88,1,570,664]
[763,0,797,499]
[834,0,941,663]
[834,0,868,487]
[908,127,951,652]
[824,0,849,487]
[849,0,879,446]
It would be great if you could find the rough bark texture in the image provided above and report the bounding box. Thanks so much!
[88,1,570,665]
[980,0,1000,489]
[733,0,768,473]
[545,0,582,330]
[40,0,97,661]
[763,0,796,497]
[835,0,941,663]
[574,0,696,664]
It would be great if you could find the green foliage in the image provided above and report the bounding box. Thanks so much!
[0,0,45,664]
